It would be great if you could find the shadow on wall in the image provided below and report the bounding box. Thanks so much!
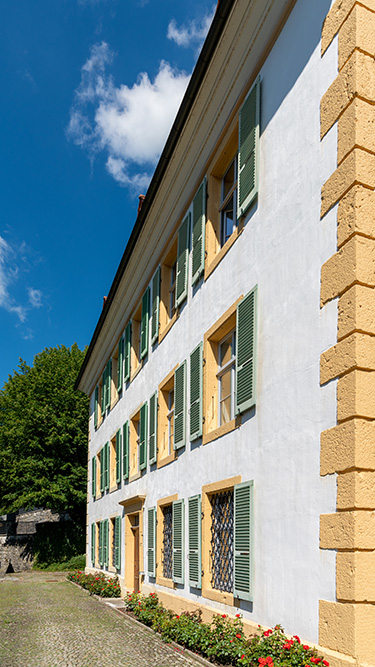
[261,0,332,135]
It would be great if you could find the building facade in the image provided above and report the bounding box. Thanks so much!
[76,1,375,665]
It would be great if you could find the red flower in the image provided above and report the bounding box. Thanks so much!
[236,633,242,639]
[222,614,227,618]
[293,635,301,644]
[258,659,266,666]
[265,658,273,665]
[230,640,233,643]
[241,656,245,661]
[311,659,320,665]
[176,615,180,619]
[322,662,329,666]
[264,629,272,637]
[236,614,241,618]
[303,645,310,650]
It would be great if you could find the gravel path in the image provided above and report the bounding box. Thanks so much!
[0,571,206,667]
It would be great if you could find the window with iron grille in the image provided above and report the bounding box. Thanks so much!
[210,490,234,593]
[111,518,116,568]
[162,504,173,579]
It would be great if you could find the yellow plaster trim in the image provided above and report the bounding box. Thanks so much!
[338,284,375,340]
[204,298,242,342]
[129,471,142,483]
[158,365,178,392]
[156,451,176,469]
[337,469,375,508]
[202,417,240,445]
[337,369,375,421]
[159,311,179,344]
[337,185,375,248]
[338,97,375,165]
[319,599,375,663]
[202,476,242,496]
[204,225,244,281]
[339,3,375,70]
[320,235,375,306]
[156,576,175,589]
[202,587,235,606]
[130,359,144,383]
[157,494,178,508]
[337,550,375,601]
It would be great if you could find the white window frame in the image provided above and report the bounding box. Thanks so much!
[217,330,236,426]
[167,388,174,455]
[220,156,238,247]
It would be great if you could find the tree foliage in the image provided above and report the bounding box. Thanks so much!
[0,344,89,518]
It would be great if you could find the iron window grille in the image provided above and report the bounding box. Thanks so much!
[162,504,173,579]
[210,490,234,593]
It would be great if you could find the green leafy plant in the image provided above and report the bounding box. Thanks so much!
[124,592,329,667]
[67,570,121,597]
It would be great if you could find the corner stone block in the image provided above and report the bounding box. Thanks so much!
[337,470,375,509]
[338,283,375,339]
[320,510,375,550]
[321,51,375,138]
[319,600,375,662]
[320,333,375,385]
[337,185,375,248]
[322,0,375,55]
[321,149,375,218]
[338,4,375,70]
[321,419,375,475]
[337,369,375,421]
[338,98,375,164]
[337,551,375,601]
[321,236,375,306]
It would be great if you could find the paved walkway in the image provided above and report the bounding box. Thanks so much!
[0,571,206,667]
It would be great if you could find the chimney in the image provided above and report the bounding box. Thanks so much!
[102,296,107,309]
[137,194,145,217]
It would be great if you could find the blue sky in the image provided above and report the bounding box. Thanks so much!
[0,0,215,388]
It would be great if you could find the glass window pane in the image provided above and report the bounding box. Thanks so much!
[220,367,232,399]
[220,396,231,424]
[220,338,233,367]
[222,160,235,201]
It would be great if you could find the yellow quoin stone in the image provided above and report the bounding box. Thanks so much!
[321,419,375,475]
[321,50,375,139]
[337,185,375,249]
[338,97,375,164]
[338,2,375,69]
[337,283,375,340]
[319,600,375,663]
[321,149,375,217]
[337,369,375,421]
[320,510,375,550]
[322,0,375,55]
[337,470,375,509]
[320,332,375,384]
[337,551,375,601]
[320,235,375,306]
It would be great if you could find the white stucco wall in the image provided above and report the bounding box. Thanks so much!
[86,0,338,644]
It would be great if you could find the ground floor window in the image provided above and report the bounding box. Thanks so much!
[162,504,173,579]
[210,489,234,593]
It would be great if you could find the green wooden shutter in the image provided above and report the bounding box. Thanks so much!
[116,429,121,484]
[92,456,96,497]
[115,516,121,571]
[140,288,150,360]
[124,321,131,382]
[99,521,103,566]
[234,481,253,601]
[149,391,157,465]
[190,343,203,441]
[91,523,95,565]
[188,495,201,588]
[106,360,112,409]
[237,77,260,218]
[176,214,190,307]
[192,179,206,285]
[147,507,156,577]
[172,499,184,584]
[174,361,186,450]
[94,385,99,429]
[104,441,109,491]
[123,421,129,480]
[103,518,109,567]
[117,337,124,393]
[101,369,106,414]
[236,285,258,414]
[151,267,160,345]
[139,402,148,470]
[100,449,104,494]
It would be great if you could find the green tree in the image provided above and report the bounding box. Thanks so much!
[0,344,89,520]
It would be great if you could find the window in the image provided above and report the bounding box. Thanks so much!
[217,330,236,425]
[220,157,237,247]
[159,238,178,341]
[202,478,253,603]
[169,261,177,319]
[203,288,257,444]
[130,288,149,377]
[129,403,147,479]
[162,504,173,580]
[157,367,177,467]
[101,360,112,416]
[91,523,96,566]
[91,456,96,498]
[99,442,109,494]
[109,430,121,491]
[110,516,121,571]
[98,519,109,568]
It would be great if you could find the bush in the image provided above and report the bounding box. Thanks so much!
[124,592,329,667]
[67,570,121,597]
[34,554,86,571]
[33,520,85,568]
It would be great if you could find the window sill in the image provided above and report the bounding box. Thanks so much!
[203,416,240,445]
[129,471,142,483]
[156,576,176,589]
[159,311,179,344]
[108,565,116,574]
[110,395,119,411]
[202,587,234,606]
[130,360,144,383]
[204,224,244,282]
[157,451,176,469]
[109,484,120,494]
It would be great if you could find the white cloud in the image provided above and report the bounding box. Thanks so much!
[28,288,43,309]
[67,42,190,192]
[167,7,215,51]
[0,236,26,322]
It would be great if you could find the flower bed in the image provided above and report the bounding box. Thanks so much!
[67,570,121,597]
[124,592,329,667]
